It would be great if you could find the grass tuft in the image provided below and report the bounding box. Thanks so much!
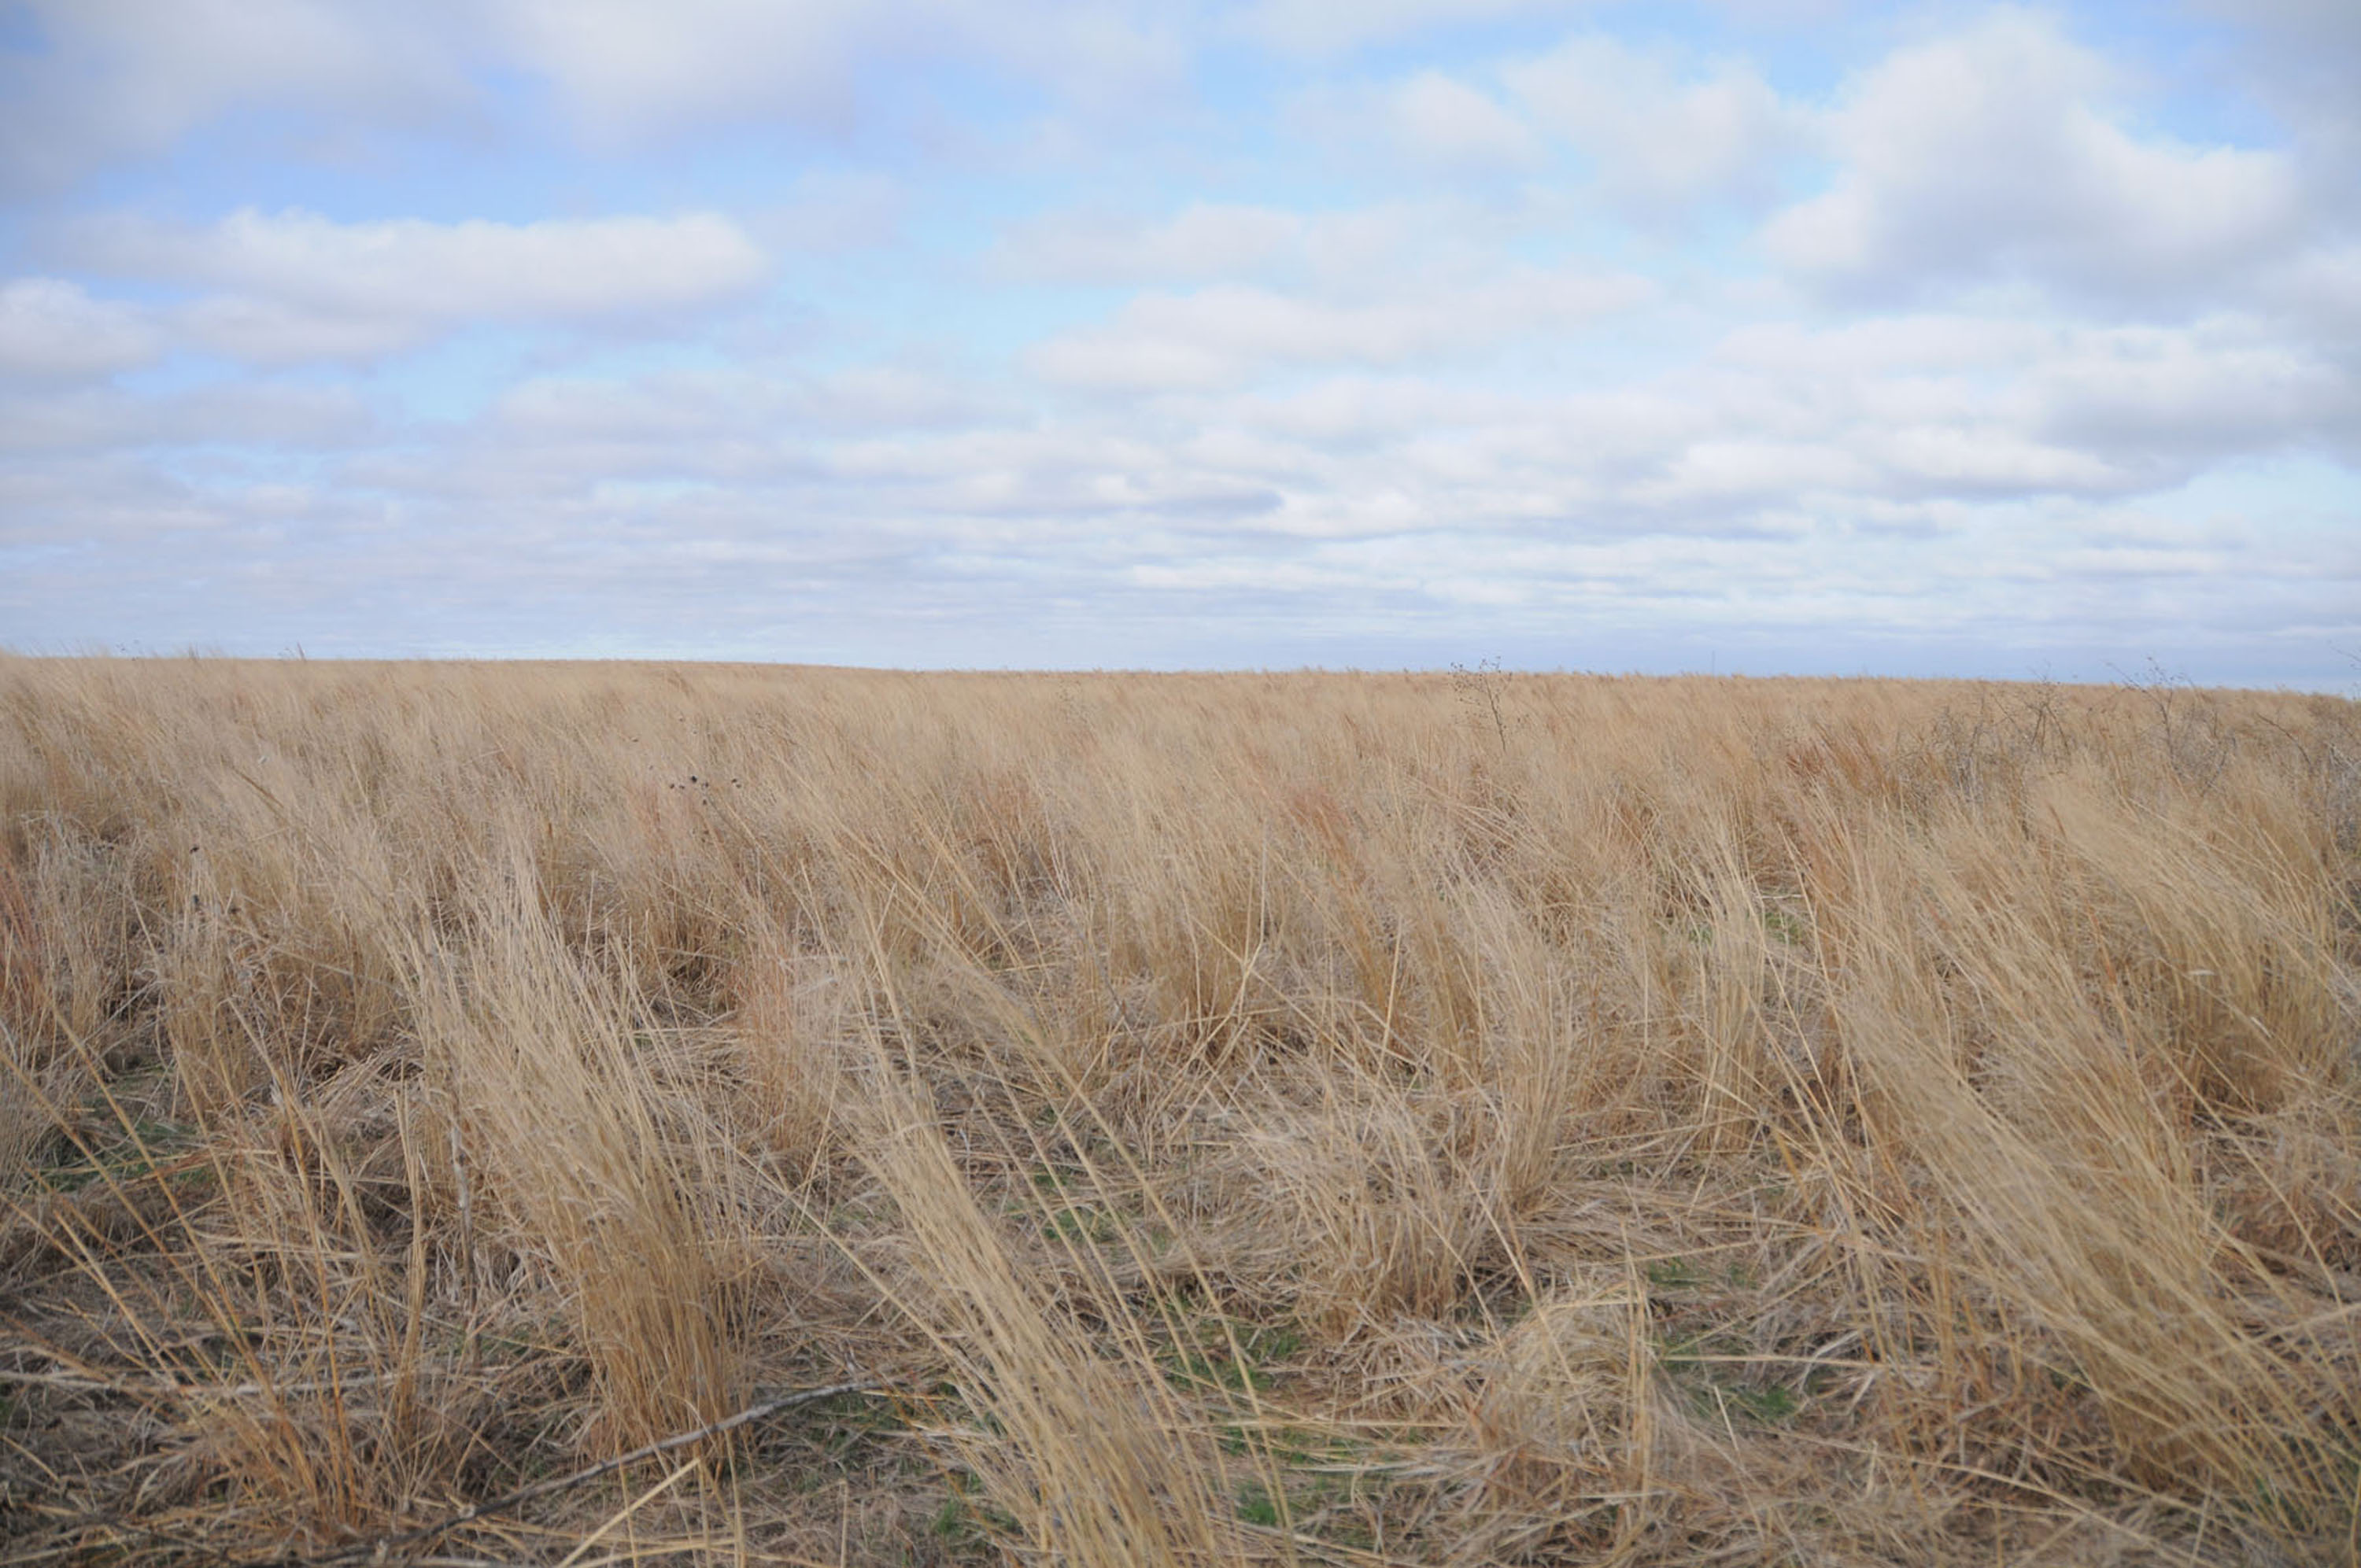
[2,656,2356,1563]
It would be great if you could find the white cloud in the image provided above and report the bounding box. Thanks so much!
[2024,319,2353,460]
[1290,74,1542,179]
[0,381,375,455]
[489,0,1184,141]
[0,279,159,379]
[1504,35,1803,215]
[1240,0,1588,56]
[748,172,908,256]
[1761,11,2304,308]
[997,198,1532,299]
[2263,244,2361,346]
[1714,314,2049,374]
[90,209,768,320]
[494,364,997,441]
[996,204,1303,283]
[1199,376,1535,446]
[0,0,465,191]
[1632,438,1873,505]
[1867,426,2126,495]
[1385,72,1541,172]
[70,209,770,363]
[1694,309,2354,491]
[175,297,425,366]
[1029,270,1653,389]
[488,0,876,138]
[0,0,1185,189]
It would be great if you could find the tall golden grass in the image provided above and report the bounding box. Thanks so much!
[2,655,2356,1565]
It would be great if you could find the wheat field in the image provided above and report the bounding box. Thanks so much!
[2,656,2356,1565]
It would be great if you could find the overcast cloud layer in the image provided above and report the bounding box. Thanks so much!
[1,1,2355,684]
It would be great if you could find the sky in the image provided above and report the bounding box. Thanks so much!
[0,1,2355,684]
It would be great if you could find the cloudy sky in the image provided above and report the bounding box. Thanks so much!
[1,1,2355,683]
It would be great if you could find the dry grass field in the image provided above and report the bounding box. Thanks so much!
[2,656,2358,1566]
